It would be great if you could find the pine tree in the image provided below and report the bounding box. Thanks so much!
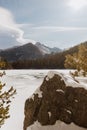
[65,44,87,76]
[78,45,87,74]
[0,71,16,127]
[64,53,77,69]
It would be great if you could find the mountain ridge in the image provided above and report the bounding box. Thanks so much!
[35,42,61,55]
[0,43,43,62]
[0,42,61,62]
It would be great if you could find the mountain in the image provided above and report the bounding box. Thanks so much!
[0,43,43,62]
[11,41,87,69]
[35,42,62,55]
[0,42,61,62]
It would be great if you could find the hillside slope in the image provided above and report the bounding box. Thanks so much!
[0,43,43,62]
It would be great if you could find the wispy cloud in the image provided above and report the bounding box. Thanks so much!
[0,7,35,44]
[33,26,87,32]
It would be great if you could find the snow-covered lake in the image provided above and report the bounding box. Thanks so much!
[0,69,87,130]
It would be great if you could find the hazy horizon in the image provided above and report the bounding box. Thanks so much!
[0,0,87,49]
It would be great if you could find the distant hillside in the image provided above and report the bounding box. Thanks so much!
[0,43,43,62]
[11,41,87,69]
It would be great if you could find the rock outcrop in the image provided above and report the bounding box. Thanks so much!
[24,71,87,130]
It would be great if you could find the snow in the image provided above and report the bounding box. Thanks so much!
[56,89,64,93]
[75,99,79,103]
[65,109,72,114]
[47,71,55,79]
[35,42,51,55]
[0,69,87,130]
[46,70,87,90]
[27,121,86,130]
[31,87,43,100]
[48,112,51,118]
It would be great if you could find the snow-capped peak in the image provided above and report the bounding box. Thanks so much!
[35,42,61,55]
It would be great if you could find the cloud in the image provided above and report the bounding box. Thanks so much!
[67,0,87,11]
[33,26,87,32]
[0,7,35,44]
[22,25,87,45]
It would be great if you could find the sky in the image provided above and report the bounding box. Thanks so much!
[0,0,87,49]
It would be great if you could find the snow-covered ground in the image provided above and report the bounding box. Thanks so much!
[0,69,87,130]
[0,70,48,130]
[27,121,86,130]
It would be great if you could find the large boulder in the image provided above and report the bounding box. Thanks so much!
[23,71,87,130]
